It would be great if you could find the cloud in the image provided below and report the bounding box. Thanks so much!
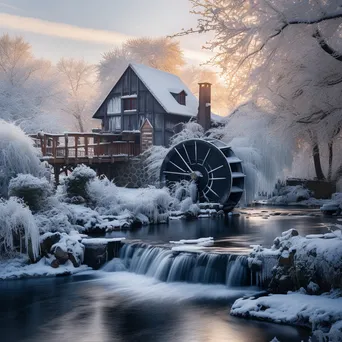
[0,2,20,11]
[0,13,133,45]
[0,13,210,63]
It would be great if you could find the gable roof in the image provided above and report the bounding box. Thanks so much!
[130,63,198,117]
[93,63,222,121]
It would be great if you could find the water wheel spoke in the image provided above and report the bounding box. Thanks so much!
[201,148,211,166]
[163,171,191,176]
[169,160,187,173]
[208,165,224,174]
[175,148,193,173]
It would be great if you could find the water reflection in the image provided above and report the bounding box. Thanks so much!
[105,207,336,253]
[0,274,310,342]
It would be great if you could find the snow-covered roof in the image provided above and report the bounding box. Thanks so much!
[130,63,198,117]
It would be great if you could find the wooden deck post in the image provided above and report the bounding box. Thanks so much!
[75,135,78,160]
[85,136,88,157]
[43,134,47,156]
[54,166,60,186]
[64,133,69,164]
[52,136,57,163]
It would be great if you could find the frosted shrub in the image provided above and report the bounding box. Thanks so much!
[116,186,172,223]
[63,165,96,202]
[143,145,169,184]
[8,174,53,212]
[0,197,40,260]
[170,122,204,146]
[86,176,118,211]
[0,120,45,198]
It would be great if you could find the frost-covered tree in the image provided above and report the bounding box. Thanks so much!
[0,120,45,198]
[98,37,185,95]
[181,0,342,78]
[57,58,98,132]
[180,0,342,181]
[256,34,342,181]
[209,102,294,202]
[0,34,64,133]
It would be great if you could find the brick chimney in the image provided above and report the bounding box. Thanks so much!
[197,82,211,132]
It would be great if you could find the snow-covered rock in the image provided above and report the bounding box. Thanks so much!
[248,228,342,293]
[0,255,90,280]
[268,185,312,205]
[231,291,342,341]
[320,193,342,215]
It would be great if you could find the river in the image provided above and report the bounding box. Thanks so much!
[1,207,337,342]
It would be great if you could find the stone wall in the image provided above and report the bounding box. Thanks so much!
[109,156,155,188]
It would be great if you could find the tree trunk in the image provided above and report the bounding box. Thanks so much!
[312,143,325,180]
[328,141,333,181]
[76,115,85,132]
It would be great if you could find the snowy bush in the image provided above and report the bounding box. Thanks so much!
[0,197,40,260]
[8,174,53,212]
[0,120,45,198]
[268,185,312,205]
[62,165,96,202]
[35,203,75,234]
[169,121,204,146]
[143,145,169,184]
[86,176,119,210]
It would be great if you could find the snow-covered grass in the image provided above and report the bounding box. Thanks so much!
[231,291,342,341]
[0,255,91,280]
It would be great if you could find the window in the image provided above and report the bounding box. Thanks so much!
[107,96,121,114]
[170,91,186,106]
[109,116,121,132]
[179,91,186,105]
[123,98,137,111]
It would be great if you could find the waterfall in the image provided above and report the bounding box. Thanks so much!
[103,242,255,287]
[226,255,249,287]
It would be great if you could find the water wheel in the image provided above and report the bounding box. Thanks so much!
[160,138,245,211]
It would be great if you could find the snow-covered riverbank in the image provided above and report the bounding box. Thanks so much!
[231,291,342,341]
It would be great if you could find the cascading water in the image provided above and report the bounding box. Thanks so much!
[104,242,257,287]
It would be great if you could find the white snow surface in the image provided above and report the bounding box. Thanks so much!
[81,237,125,245]
[231,291,342,338]
[130,63,198,117]
[0,255,90,280]
[170,237,214,246]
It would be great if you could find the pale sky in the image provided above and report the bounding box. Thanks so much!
[0,0,213,65]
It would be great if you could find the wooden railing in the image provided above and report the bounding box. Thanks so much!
[29,132,141,164]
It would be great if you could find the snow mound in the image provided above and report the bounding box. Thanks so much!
[170,237,214,246]
[231,291,342,340]
[268,185,311,205]
[0,255,90,280]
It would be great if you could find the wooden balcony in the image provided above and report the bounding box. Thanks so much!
[30,132,141,166]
